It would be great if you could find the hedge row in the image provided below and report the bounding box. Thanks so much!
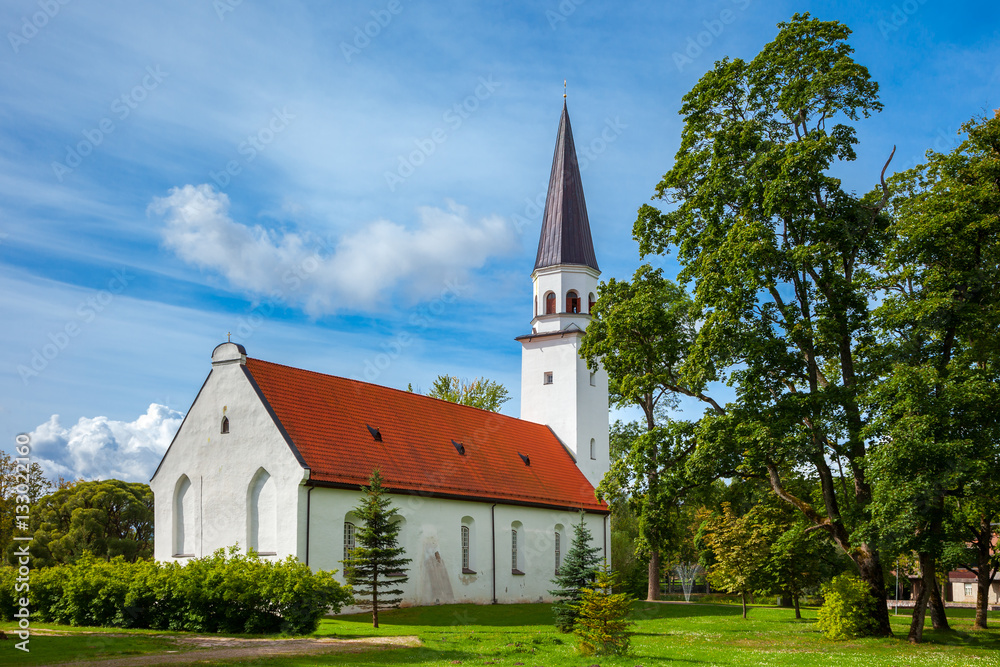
[0,549,352,635]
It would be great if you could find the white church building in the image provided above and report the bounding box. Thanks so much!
[150,102,611,606]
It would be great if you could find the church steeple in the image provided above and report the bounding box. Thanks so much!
[517,100,609,491]
[534,102,599,272]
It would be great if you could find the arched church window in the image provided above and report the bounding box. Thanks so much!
[221,416,230,434]
[511,521,525,574]
[554,528,562,575]
[566,291,580,313]
[588,292,596,312]
[344,521,356,562]
[173,475,196,557]
[544,292,556,315]
[247,468,276,555]
[590,438,596,460]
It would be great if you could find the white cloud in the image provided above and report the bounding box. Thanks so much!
[27,404,184,483]
[150,184,519,316]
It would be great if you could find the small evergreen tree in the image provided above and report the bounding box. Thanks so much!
[550,513,602,632]
[341,469,411,628]
[574,566,635,656]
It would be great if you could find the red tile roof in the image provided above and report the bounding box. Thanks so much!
[245,358,607,513]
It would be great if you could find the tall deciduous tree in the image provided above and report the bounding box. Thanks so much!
[427,375,511,412]
[634,13,895,635]
[868,110,1000,640]
[16,479,152,567]
[550,513,603,632]
[341,469,411,628]
[581,265,712,601]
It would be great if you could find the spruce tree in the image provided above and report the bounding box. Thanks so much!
[341,469,411,628]
[550,513,602,632]
[574,566,635,656]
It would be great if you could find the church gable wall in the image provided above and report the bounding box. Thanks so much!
[150,344,308,563]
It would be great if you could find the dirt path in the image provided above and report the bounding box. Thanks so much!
[39,634,422,667]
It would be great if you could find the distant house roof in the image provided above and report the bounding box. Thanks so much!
[534,101,599,272]
[245,357,607,513]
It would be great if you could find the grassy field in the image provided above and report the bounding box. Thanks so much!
[3,602,1000,666]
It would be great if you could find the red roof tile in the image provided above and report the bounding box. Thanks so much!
[245,358,607,513]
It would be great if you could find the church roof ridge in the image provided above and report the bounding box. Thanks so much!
[534,101,599,272]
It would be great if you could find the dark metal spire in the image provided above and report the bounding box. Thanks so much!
[533,101,599,271]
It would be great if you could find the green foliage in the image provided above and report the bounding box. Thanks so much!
[0,549,351,634]
[0,452,51,560]
[549,513,603,632]
[12,479,153,567]
[573,568,634,656]
[816,574,879,640]
[632,12,894,635]
[608,499,648,599]
[342,469,411,628]
[700,503,774,618]
[427,375,511,412]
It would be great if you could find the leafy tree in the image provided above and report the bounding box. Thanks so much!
[867,110,1000,641]
[581,265,709,600]
[700,503,774,618]
[0,451,51,559]
[14,479,152,567]
[765,519,843,619]
[634,13,895,635]
[427,375,511,412]
[573,567,634,656]
[341,469,411,628]
[550,513,602,632]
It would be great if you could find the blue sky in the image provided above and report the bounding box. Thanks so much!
[1,0,997,482]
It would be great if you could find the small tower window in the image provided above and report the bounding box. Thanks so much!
[544,371,553,385]
[544,292,556,315]
[566,290,580,314]
[590,438,597,460]
[588,292,596,312]
[590,372,596,387]
[221,416,230,434]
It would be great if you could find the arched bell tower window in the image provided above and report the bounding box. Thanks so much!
[544,292,556,315]
[221,416,230,434]
[588,292,596,313]
[566,291,580,314]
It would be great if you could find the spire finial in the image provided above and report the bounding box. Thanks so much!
[563,79,567,99]
[227,332,231,342]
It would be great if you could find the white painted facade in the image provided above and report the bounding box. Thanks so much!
[151,342,610,606]
[520,264,610,489]
[949,580,1000,605]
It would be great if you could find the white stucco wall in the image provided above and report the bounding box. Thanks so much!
[951,581,1000,604]
[150,343,308,563]
[306,487,608,606]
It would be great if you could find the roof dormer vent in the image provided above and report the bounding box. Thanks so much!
[366,424,382,441]
[518,452,530,466]
[452,439,466,455]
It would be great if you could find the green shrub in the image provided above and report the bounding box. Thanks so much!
[816,574,878,640]
[573,569,634,656]
[0,548,352,635]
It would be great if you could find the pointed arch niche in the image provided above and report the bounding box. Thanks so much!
[247,468,277,555]
[173,475,196,557]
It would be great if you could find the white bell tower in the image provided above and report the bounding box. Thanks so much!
[517,101,609,490]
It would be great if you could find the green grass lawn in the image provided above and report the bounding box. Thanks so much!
[3,602,1000,666]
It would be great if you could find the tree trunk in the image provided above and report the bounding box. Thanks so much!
[929,575,950,631]
[793,594,801,620]
[647,550,661,601]
[909,553,936,643]
[974,521,992,630]
[741,591,747,619]
[856,548,894,637]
